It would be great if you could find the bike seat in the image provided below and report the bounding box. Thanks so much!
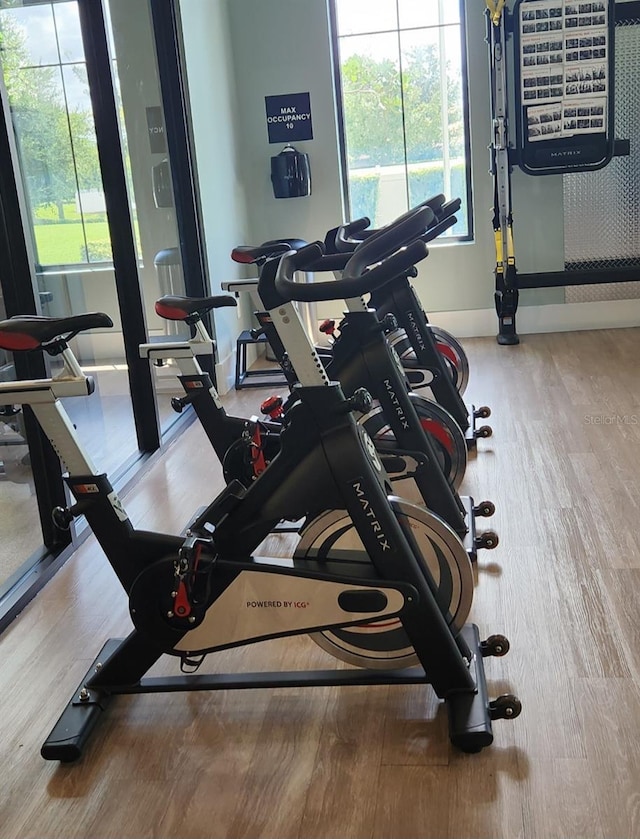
[231,239,308,264]
[155,295,237,321]
[0,313,113,351]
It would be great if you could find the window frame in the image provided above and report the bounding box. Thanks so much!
[0,0,115,271]
[328,0,474,243]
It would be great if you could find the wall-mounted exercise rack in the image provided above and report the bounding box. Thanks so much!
[487,0,636,344]
[513,0,616,176]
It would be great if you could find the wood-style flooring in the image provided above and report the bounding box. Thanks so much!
[1,327,640,839]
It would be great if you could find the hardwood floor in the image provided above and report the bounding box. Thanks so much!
[2,327,640,838]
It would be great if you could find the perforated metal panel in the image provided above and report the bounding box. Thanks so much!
[563,17,640,303]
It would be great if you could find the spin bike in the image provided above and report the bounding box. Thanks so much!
[152,221,498,558]
[147,206,466,493]
[233,194,473,404]
[235,195,492,446]
[326,194,492,447]
[0,217,520,762]
[139,295,282,488]
[238,205,470,489]
[143,276,465,497]
[236,211,498,558]
[151,250,468,493]
[145,290,490,550]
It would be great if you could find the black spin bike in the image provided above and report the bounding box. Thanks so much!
[0,214,520,762]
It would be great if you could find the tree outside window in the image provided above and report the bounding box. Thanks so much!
[0,1,112,266]
[333,0,471,237]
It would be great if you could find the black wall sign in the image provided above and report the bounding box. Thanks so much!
[146,106,167,153]
[265,92,313,144]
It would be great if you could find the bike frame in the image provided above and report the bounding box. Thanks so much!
[140,322,279,471]
[370,279,470,429]
[0,329,494,760]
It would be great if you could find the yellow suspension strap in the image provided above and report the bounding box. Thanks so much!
[486,0,519,345]
[486,0,507,25]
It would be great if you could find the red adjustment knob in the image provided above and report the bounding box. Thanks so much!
[319,319,336,336]
[260,395,284,419]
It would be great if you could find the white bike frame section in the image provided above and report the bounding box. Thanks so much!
[0,347,99,476]
[266,301,330,388]
[138,321,223,410]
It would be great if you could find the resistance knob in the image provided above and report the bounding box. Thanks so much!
[345,387,373,415]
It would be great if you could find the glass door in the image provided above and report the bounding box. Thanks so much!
[104,0,192,434]
[0,0,140,476]
[0,0,200,465]
[0,291,45,592]
[0,0,210,627]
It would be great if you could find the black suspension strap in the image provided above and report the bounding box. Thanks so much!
[486,1,520,345]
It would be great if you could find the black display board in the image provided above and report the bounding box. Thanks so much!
[513,0,615,175]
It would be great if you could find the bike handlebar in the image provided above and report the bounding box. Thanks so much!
[335,205,432,253]
[347,206,432,275]
[335,196,460,252]
[274,207,431,303]
[337,216,370,242]
[437,197,462,218]
[423,213,457,242]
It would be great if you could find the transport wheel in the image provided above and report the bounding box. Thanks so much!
[474,405,491,419]
[476,425,493,439]
[489,694,522,720]
[361,394,467,491]
[473,500,495,518]
[295,499,473,669]
[475,530,499,550]
[480,634,510,657]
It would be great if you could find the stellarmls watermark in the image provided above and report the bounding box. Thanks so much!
[583,414,639,425]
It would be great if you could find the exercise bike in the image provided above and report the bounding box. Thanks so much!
[0,216,520,762]
[234,210,498,558]
[151,287,469,495]
[153,218,498,558]
[147,205,466,492]
[328,195,492,447]
[151,230,468,496]
[139,296,283,488]
[243,258,470,495]
[234,194,490,449]
[145,291,493,549]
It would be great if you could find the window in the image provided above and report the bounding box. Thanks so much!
[331,0,472,238]
[0,1,111,267]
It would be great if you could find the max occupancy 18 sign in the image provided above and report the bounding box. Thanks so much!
[516,0,613,174]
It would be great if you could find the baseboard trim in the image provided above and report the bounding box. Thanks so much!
[428,298,640,338]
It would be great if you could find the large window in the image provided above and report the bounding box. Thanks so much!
[332,0,472,237]
[0,1,111,267]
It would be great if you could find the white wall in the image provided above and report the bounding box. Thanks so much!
[226,0,344,248]
[183,0,639,338]
[221,0,566,319]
